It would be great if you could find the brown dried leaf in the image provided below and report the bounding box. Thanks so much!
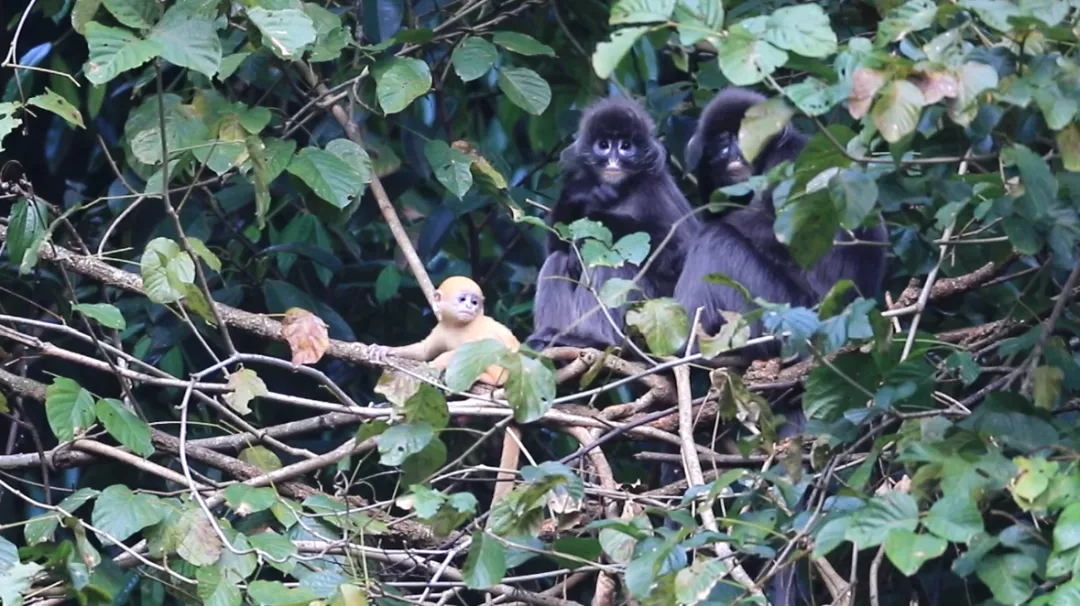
[849,68,886,119]
[281,307,329,366]
[914,71,960,105]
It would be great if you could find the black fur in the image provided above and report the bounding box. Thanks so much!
[526,98,700,351]
[676,87,888,356]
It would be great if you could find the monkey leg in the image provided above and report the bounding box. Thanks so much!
[478,364,510,387]
[431,350,454,371]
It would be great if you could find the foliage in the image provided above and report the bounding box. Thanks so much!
[0,0,1079,604]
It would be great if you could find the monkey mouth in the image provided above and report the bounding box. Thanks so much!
[601,167,625,182]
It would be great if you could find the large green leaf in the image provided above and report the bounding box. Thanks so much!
[303,3,349,62]
[45,377,96,442]
[102,0,155,29]
[871,80,925,143]
[610,0,677,24]
[451,37,497,82]
[497,68,551,115]
[626,298,689,356]
[424,140,474,199]
[72,303,126,330]
[877,0,938,44]
[491,31,554,56]
[504,353,557,423]
[829,169,879,229]
[975,554,1036,605]
[884,529,947,576]
[445,340,511,391]
[72,0,104,33]
[286,146,368,209]
[25,488,99,546]
[462,531,507,589]
[716,26,788,86]
[6,197,47,272]
[738,96,795,164]
[149,2,221,78]
[763,5,838,58]
[91,485,167,541]
[140,237,196,304]
[94,398,154,457]
[83,22,163,85]
[846,491,920,549]
[959,0,1020,32]
[247,8,316,60]
[247,581,318,606]
[378,422,435,466]
[674,0,724,45]
[592,27,648,79]
[27,88,85,129]
[373,57,432,114]
[774,188,841,268]
[924,494,984,543]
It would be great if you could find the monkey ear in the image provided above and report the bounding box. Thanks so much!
[685,134,702,171]
[434,290,443,304]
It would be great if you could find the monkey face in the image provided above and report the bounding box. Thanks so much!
[587,136,641,184]
[708,132,752,187]
[447,290,483,323]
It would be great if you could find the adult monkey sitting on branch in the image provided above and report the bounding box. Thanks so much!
[368,276,522,503]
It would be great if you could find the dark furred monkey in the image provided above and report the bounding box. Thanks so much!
[676,87,888,355]
[526,98,700,351]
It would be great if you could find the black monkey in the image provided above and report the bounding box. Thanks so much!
[526,98,700,351]
[676,87,888,356]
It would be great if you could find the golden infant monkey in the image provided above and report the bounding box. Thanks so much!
[368,276,522,503]
[367,276,519,384]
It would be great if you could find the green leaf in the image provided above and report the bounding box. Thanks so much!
[27,88,85,129]
[1055,502,1080,552]
[197,566,243,606]
[73,303,127,330]
[102,0,155,29]
[592,27,648,79]
[1056,123,1080,172]
[45,377,96,442]
[83,22,163,85]
[774,188,841,268]
[1032,365,1064,409]
[378,422,435,466]
[0,103,24,153]
[95,398,154,457]
[72,0,103,34]
[763,5,838,58]
[877,0,938,44]
[716,26,788,86]
[504,353,556,423]
[959,0,1020,32]
[174,505,223,566]
[247,581,318,606]
[424,140,473,199]
[91,485,167,541]
[829,169,879,229]
[185,237,222,272]
[149,2,221,79]
[402,437,448,485]
[549,537,602,569]
[626,298,690,356]
[303,3,349,62]
[738,96,795,164]
[674,0,724,45]
[224,485,278,515]
[286,146,368,209]
[871,80,925,143]
[7,197,48,272]
[445,340,511,391]
[698,311,752,358]
[497,67,551,116]
[675,558,729,605]
[613,232,651,266]
[923,495,983,543]
[373,57,432,114]
[598,278,640,308]
[462,531,507,589]
[846,491,920,549]
[948,61,998,127]
[784,77,839,116]
[303,494,388,535]
[451,37,497,82]
[140,237,195,304]
[374,265,401,303]
[975,554,1036,605]
[884,529,947,576]
[239,445,282,472]
[610,0,676,24]
[247,531,297,569]
[402,383,450,430]
[0,562,44,606]
[1013,144,1059,216]
[491,31,554,56]
[24,488,99,546]
[223,368,267,415]
[247,8,316,60]
[0,534,18,572]
[803,353,878,421]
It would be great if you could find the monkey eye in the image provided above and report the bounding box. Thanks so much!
[595,139,611,154]
[618,140,635,156]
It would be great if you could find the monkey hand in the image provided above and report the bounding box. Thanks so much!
[366,344,393,364]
